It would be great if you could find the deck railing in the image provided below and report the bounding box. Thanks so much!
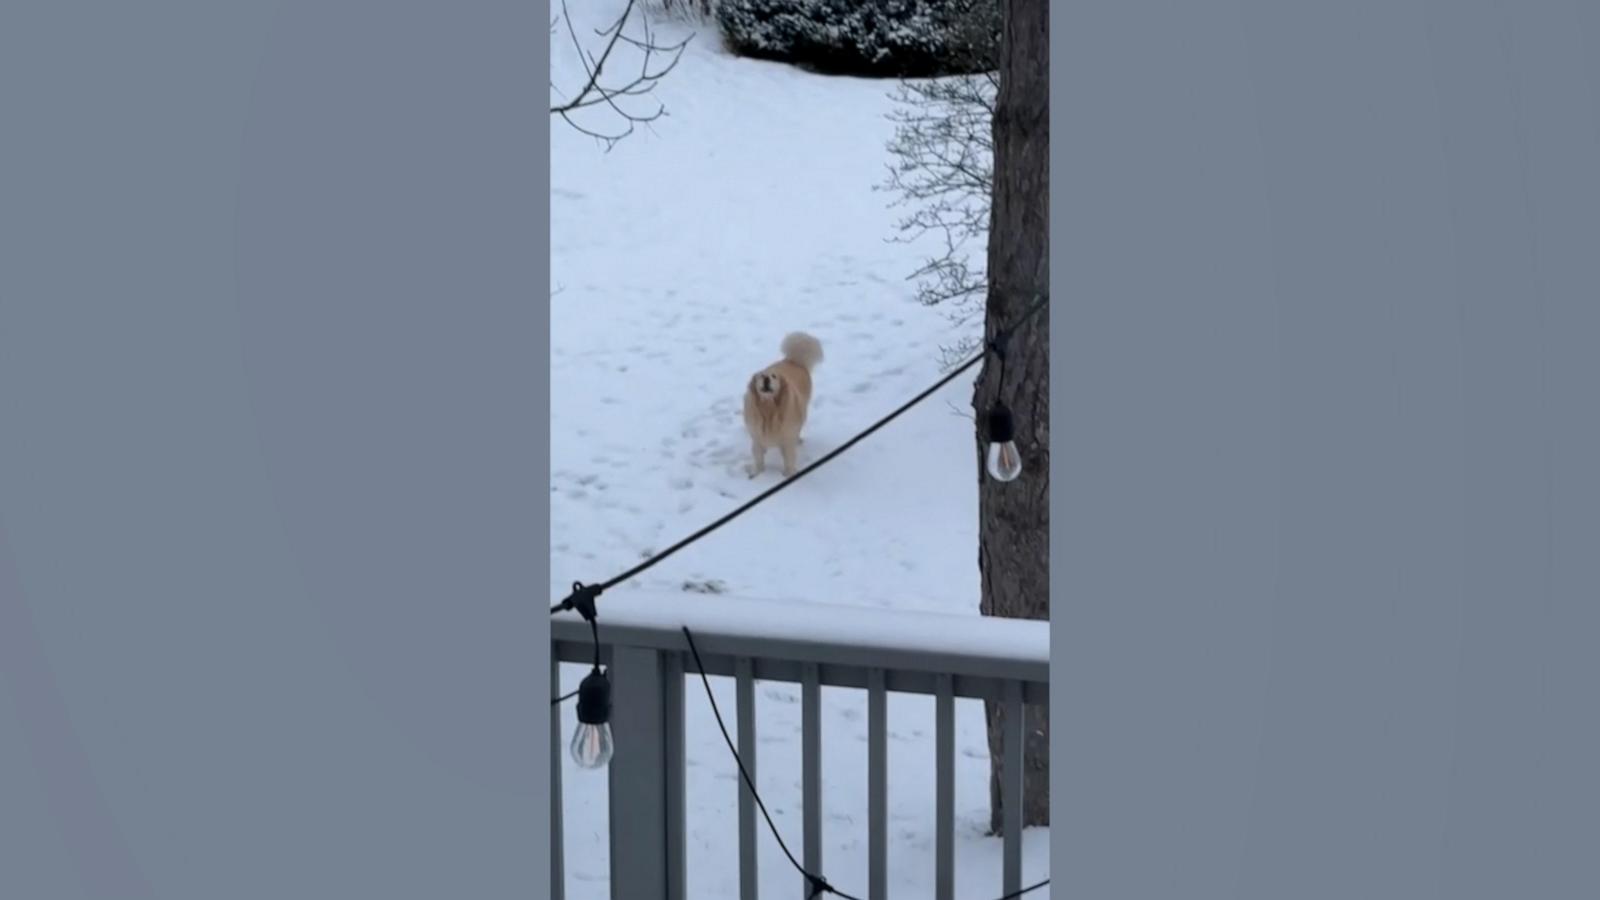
[551,591,1049,900]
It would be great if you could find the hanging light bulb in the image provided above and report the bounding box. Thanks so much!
[985,402,1023,482]
[569,666,613,769]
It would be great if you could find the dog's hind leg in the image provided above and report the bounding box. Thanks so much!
[747,440,767,478]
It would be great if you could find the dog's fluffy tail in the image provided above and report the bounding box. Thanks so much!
[780,331,824,371]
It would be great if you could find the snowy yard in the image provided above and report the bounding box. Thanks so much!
[551,4,1049,897]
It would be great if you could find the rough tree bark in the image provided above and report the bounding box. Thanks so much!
[975,0,1049,834]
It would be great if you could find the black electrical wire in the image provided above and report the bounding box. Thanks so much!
[679,625,857,899]
[551,293,1048,617]
[993,881,1051,899]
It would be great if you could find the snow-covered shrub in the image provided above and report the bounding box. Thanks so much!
[642,0,719,24]
[716,0,999,78]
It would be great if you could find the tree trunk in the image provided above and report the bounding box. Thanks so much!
[976,0,1050,835]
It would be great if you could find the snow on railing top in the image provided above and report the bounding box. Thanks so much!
[551,589,1048,685]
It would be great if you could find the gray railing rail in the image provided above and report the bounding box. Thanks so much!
[552,590,1049,900]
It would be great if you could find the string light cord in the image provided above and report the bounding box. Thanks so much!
[992,880,1051,899]
[681,625,1050,900]
[551,293,1049,617]
[550,580,608,708]
[990,313,1010,392]
[679,625,858,899]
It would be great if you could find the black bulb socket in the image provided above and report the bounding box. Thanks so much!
[575,667,611,726]
[986,403,1016,444]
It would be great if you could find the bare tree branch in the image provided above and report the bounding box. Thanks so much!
[550,0,692,149]
[878,67,998,360]
[868,0,1000,358]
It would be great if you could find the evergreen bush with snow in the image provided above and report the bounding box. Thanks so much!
[716,0,998,78]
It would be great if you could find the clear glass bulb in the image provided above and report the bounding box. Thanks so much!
[569,722,613,769]
[986,440,1023,482]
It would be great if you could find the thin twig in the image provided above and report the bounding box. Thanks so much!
[550,0,692,149]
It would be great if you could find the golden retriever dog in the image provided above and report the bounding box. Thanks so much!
[743,331,823,478]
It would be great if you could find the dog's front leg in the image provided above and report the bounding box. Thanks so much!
[780,441,798,478]
[747,440,766,478]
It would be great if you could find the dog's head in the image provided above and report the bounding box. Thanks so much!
[749,369,786,402]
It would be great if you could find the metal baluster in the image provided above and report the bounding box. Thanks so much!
[551,654,565,900]
[1002,680,1025,897]
[737,657,758,900]
[868,668,888,900]
[802,664,823,899]
[935,674,955,900]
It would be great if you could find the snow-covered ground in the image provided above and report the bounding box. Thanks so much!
[551,4,1049,897]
